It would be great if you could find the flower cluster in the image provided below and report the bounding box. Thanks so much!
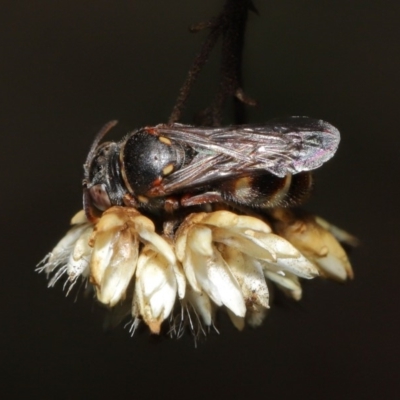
[39,206,355,337]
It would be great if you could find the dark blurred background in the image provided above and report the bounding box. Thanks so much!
[1,0,399,398]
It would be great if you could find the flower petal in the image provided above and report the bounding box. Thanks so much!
[249,232,302,259]
[185,286,213,327]
[200,210,239,228]
[93,207,128,233]
[46,223,91,272]
[316,253,350,281]
[131,215,176,266]
[70,210,88,225]
[272,208,354,281]
[181,249,202,293]
[97,229,139,306]
[171,261,186,300]
[135,246,178,333]
[174,212,207,261]
[211,227,275,262]
[265,271,302,300]
[188,241,246,317]
[220,245,269,309]
[226,308,245,331]
[67,225,93,281]
[201,210,272,233]
[234,215,272,233]
[89,227,117,288]
[265,253,319,279]
[315,216,359,247]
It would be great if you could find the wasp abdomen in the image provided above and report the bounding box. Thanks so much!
[219,172,312,208]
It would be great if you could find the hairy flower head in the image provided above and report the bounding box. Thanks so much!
[39,206,355,337]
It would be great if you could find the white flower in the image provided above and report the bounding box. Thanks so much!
[271,208,354,281]
[132,241,185,334]
[175,210,318,329]
[39,206,355,337]
[89,207,182,309]
[38,210,92,291]
[89,208,139,306]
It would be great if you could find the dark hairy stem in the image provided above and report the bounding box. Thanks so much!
[168,0,257,126]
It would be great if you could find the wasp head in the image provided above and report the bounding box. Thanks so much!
[83,121,126,222]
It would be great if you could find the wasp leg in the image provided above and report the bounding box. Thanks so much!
[181,192,224,207]
[164,197,180,213]
[123,193,138,208]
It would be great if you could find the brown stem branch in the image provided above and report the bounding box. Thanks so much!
[169,0,257,126]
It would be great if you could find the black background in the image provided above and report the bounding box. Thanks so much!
[2,1,399,398]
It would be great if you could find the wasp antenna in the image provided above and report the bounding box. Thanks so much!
[83,120,118,180]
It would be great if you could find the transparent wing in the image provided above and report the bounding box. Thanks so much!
[148,117,340,195]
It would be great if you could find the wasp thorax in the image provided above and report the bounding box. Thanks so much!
[120,130,185,195]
